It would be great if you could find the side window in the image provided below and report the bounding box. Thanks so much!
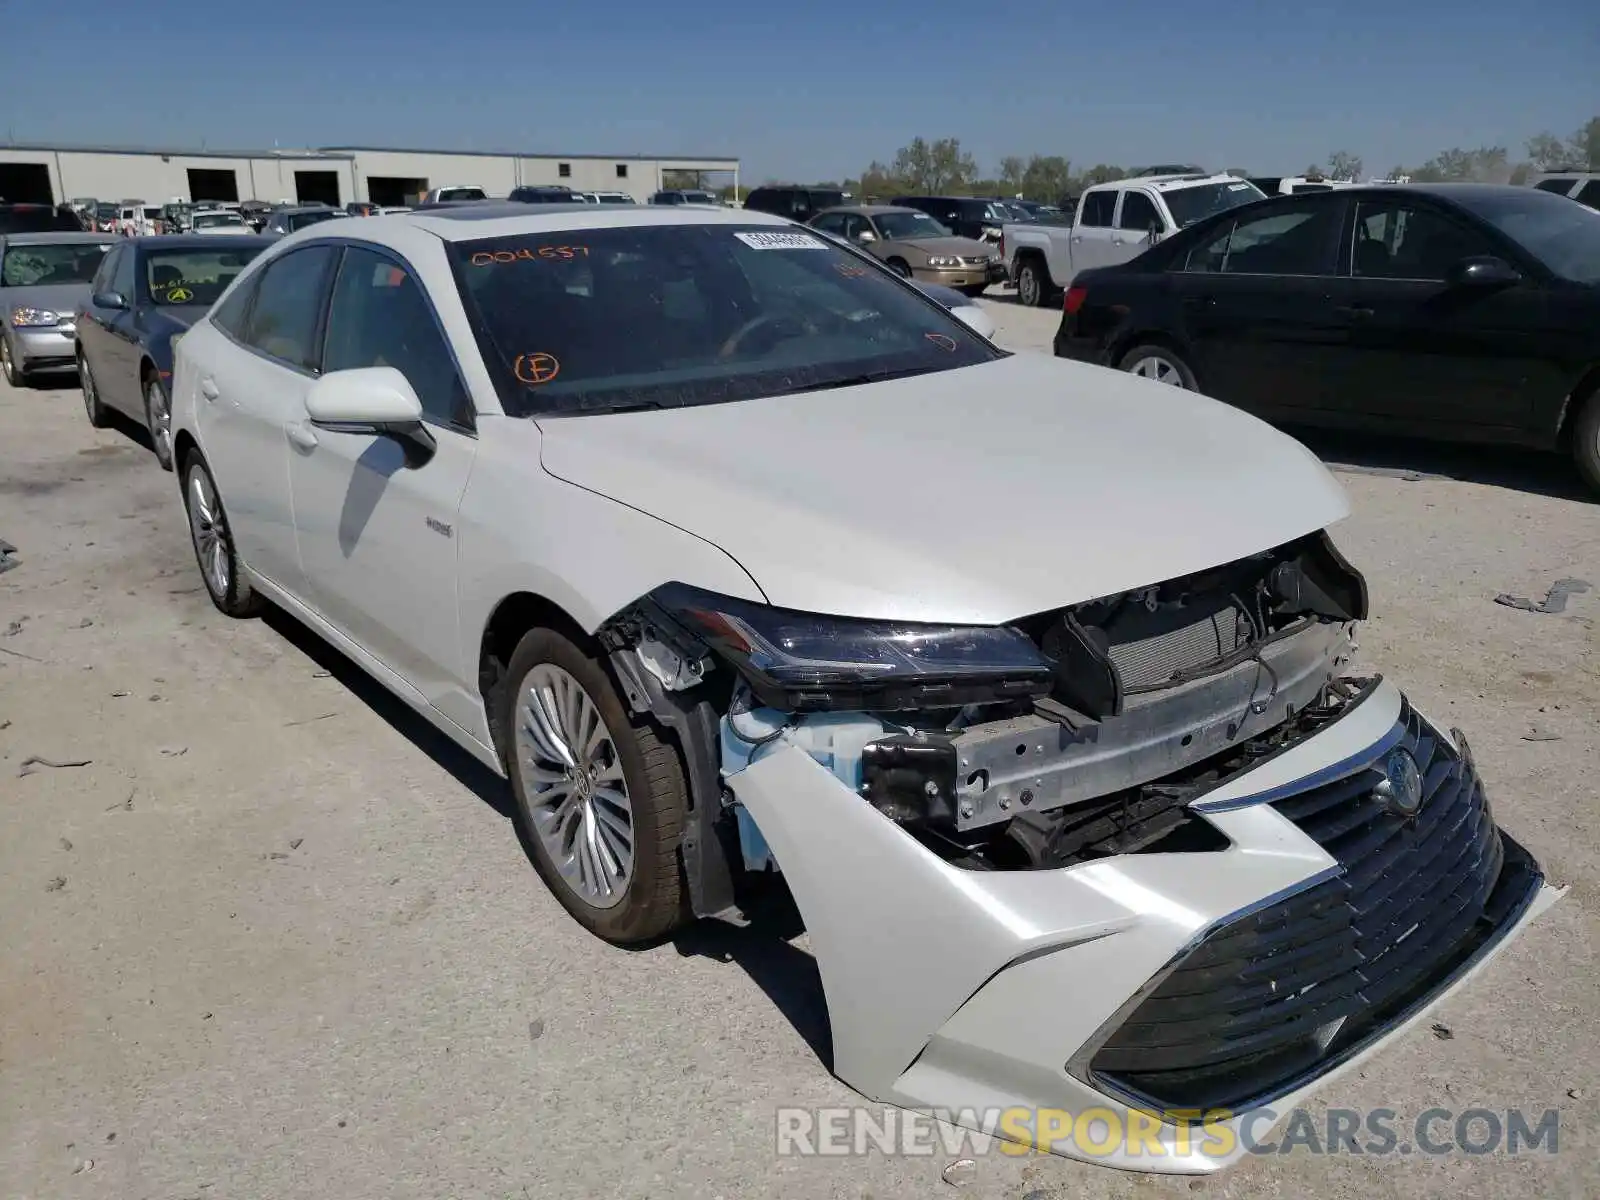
[1575,180,1600,210]
[111,246,137,298]
[211,272,259,338]
[811,212,846,235]
[1080,190,1116,227]
[322,246,471,427]
[242,245,337,370]
[1118,191,1161,232]
[1534,178,1576,195]
[91,245,121,294]
[1182,203,1338,275]
[1350,202,1494,280]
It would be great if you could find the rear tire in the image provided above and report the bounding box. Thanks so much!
[500,628,689,945]
[1016,257,1049,307]
[1570,390,1600,496]
[1118,343,1199,391]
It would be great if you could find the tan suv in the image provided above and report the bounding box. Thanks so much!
[808,205,1002,296]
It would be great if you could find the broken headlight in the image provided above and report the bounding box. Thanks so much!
[650,583,1053,712]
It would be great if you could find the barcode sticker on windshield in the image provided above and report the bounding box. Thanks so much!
[734,231,827,250]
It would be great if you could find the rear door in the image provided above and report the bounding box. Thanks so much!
[97,243,143,414]
[1068,189,1121,276]
[1323,196,1555,430]
[196,244,339,594]
[1167,195,1348,417]
[77,244,126,406]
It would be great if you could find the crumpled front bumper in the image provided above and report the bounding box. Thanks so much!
[726,678,1561,1173]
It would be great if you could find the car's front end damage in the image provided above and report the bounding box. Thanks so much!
[595,528,1560,1172]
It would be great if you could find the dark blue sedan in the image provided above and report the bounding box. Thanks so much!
[76,234,272,469]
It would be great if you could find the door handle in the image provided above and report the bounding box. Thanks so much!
[1070,236,1083,243]
[199,378,219,400]
[1335,305,1375,320]
[286,422,319,451]
[1183,295,1217,309]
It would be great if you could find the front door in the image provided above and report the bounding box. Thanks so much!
[1068,189,1121,277]
[1169,196,1348,418]
[77,244,132,411]
[1325,197,1555,431]
[288,244,478,710]
[197,243,338,593]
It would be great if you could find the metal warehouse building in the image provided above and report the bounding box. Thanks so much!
[0,143,741,207]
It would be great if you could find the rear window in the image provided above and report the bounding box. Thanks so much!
[451,224,1000,416]
[1534,178,1577,195]
[1,240,112,286]
[285,210,342,231]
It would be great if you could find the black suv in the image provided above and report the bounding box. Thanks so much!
[890,195,1011,241]
[509,185,577,204]
[0,203,85,234]
[743,185,848,224]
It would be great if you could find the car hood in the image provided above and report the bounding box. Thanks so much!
[5,282,92,321]
[537,352,1351,625]
[891,235,993,258]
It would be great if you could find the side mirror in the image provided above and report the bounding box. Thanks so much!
[305,367,436,466]
[856,229,877,243]
[93,291,128,310]
[1447,255,1520,288]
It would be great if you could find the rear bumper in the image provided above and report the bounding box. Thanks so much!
[1054,330,1109,365]
[726,678,1559,1173]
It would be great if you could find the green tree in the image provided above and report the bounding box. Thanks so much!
[1327,150,1363,181]
[1078,163,1127,187]
[997,155,1027,195]
[1526,131,1571,170]
[858,159,900,201]
[1021,155,1073,202]
[891,137,978,193]
[1572,116,1600,168]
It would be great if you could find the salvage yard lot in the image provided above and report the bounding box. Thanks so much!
[2,298,1597,1200]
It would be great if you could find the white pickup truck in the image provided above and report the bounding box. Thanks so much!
[1003,173,1266,306]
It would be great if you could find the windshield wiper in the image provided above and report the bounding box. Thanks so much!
[546,397,668,417]
[769,365,939,396]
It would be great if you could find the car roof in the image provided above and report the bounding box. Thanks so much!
[131,233,274,251]
[815,205,919,217]
[0,231,116,246]
[317,203,795,244]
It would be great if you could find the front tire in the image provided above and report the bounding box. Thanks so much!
[1,337,25,388]
[181,453,262,617]
[500,628,688,944]
[144,373,174,471]
[1119,343,1199,390]
[887,258,911,278]
[80,352,109,427]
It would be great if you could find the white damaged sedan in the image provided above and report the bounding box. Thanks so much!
[169,203,1559,1172]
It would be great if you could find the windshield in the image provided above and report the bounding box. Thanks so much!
[285,209,342,231]
[193,212,246,229]
[1,241,111,286]
[1163,180,1266,228]
[1457,188,1600,283]
[874,210,951,239]
[146,246,265,305]
[452,224,1001,416]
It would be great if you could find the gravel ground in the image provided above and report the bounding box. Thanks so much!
[2,297,1597,1200]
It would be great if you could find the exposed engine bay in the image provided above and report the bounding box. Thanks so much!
[599,530,1368,889]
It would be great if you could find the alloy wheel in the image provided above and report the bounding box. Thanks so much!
[1019,265,1040,307]
[186,467,231,599]
[1,340,15,386]
[514,663,635,909]
[1126,355,1188,388]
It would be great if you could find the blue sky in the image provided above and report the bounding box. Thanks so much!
[2,1,1595,182]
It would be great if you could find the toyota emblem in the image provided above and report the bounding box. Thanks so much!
[1374,747,1423,818]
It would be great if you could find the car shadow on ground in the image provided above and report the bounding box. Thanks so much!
[1288,427,1592,502]
[671,888,833,1070]
[261,608,515,820]
[264,606,836,1067]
